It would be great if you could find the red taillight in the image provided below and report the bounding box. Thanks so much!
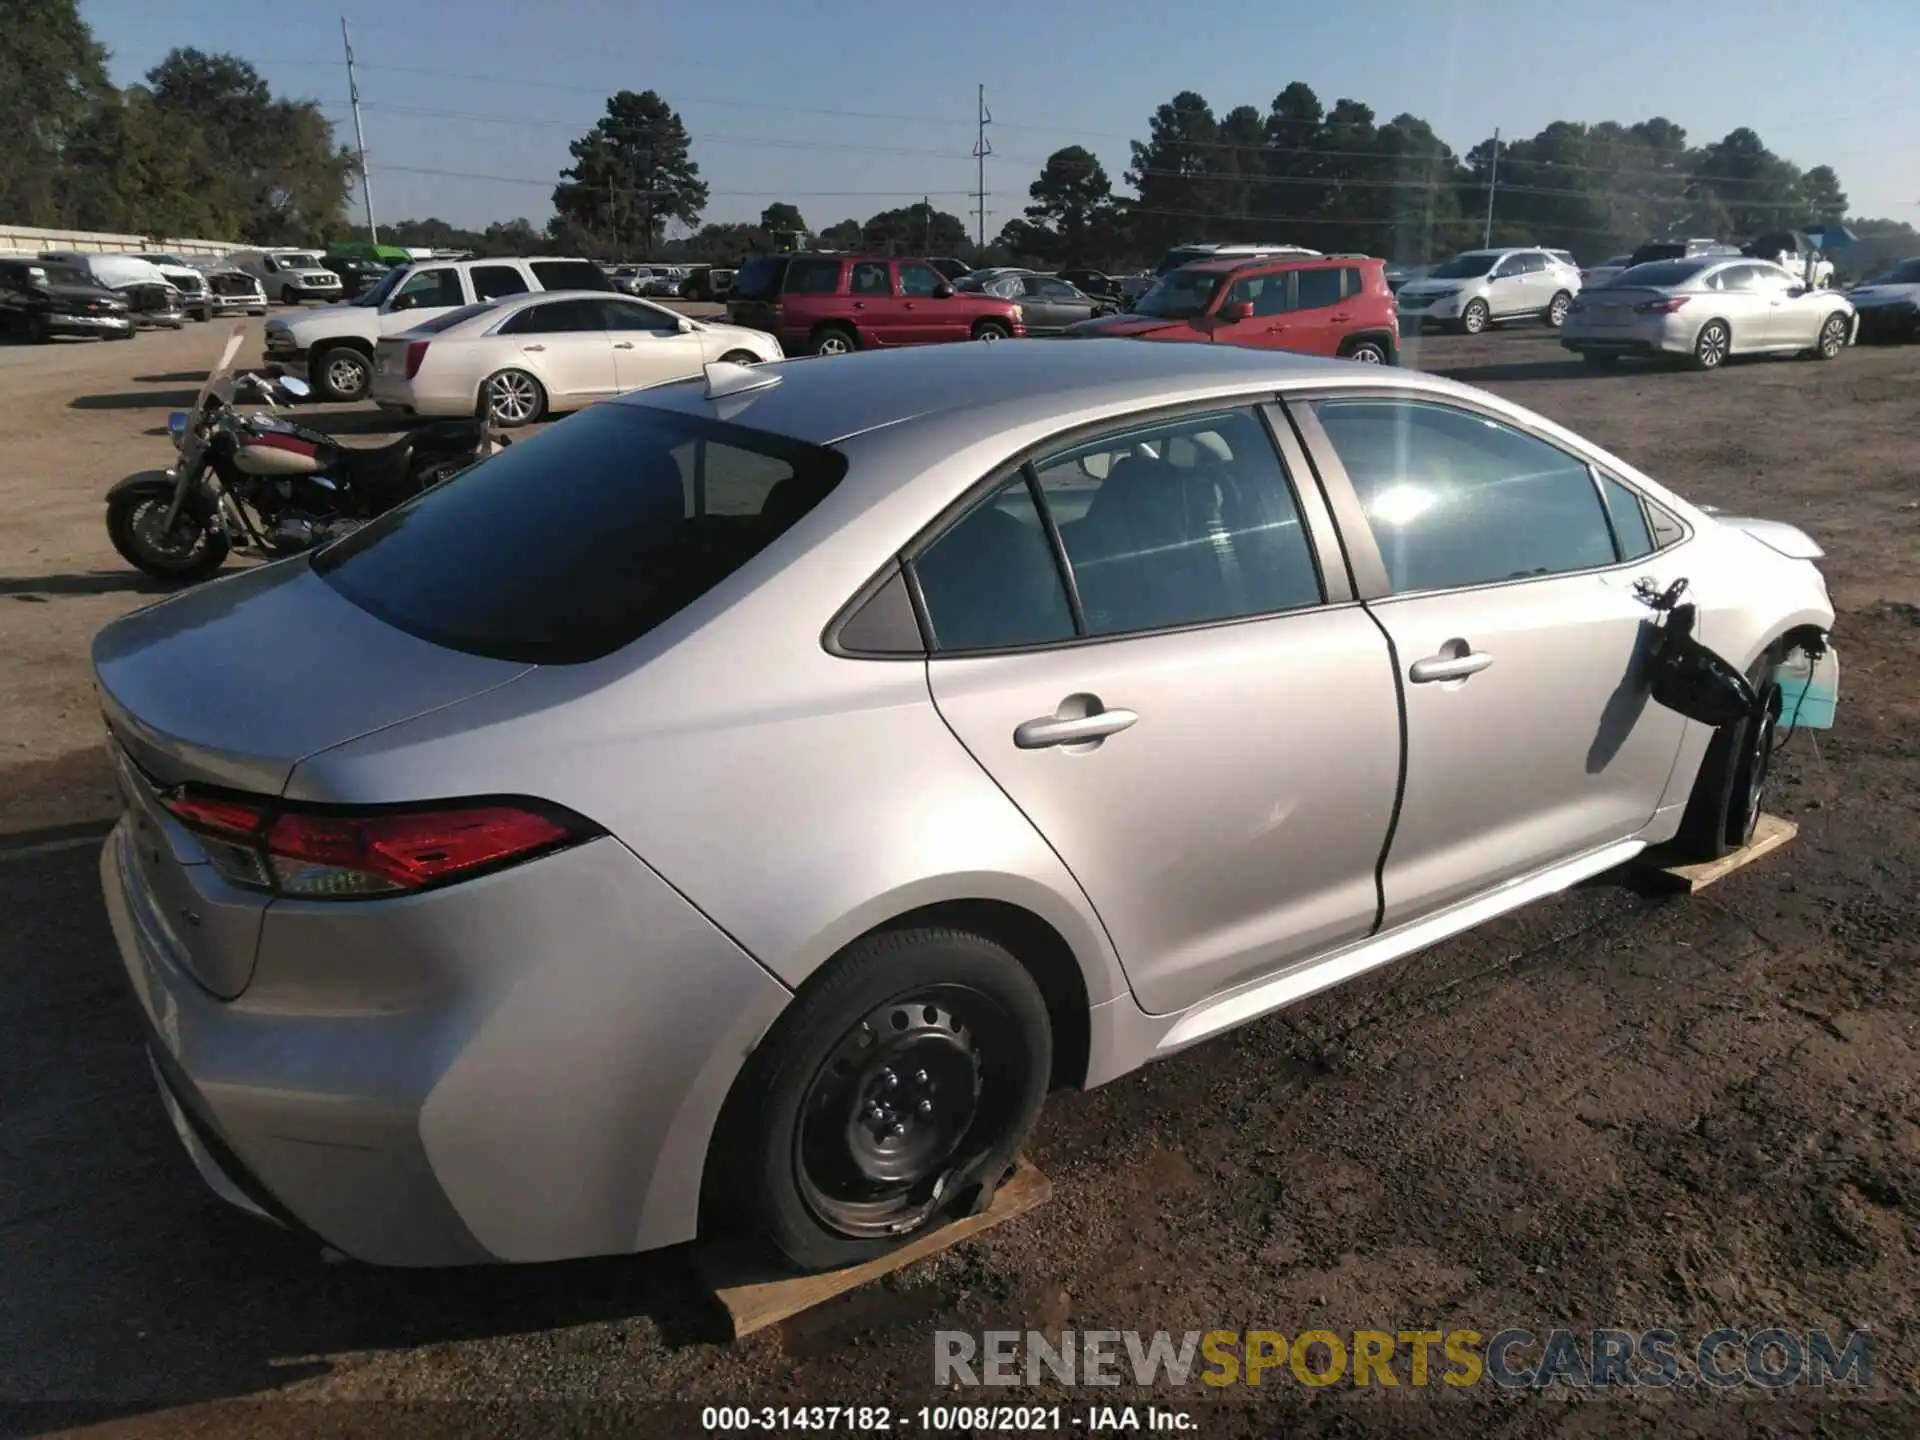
[404,341,429,379]
[1633,296,1689,315]
[161,789,591,899]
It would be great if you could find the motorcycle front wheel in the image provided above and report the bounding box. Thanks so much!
[106,493,230,583]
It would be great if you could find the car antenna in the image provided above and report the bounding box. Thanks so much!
[703,359,780,400]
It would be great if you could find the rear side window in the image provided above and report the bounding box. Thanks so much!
[472,264,530,300]
[1295,267,1343,310]
[312,408,846,665]
[731,256,785,299]
[915,479,1076,652]
[499,298,605,334]
[408,303,497,335]
[783,258,841,294]
[529,260,613,292]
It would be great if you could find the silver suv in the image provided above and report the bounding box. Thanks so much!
[1395,247,1584,333]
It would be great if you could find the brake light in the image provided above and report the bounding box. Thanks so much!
[404,341,430,379]
[160,788,594,899]
[1633,296,1689,315]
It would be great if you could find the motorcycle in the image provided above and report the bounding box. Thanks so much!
[106,324,506,584]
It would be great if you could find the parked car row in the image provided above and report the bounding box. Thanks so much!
[1,249,274,342]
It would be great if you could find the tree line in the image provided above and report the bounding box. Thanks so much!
[7,0,1913,273]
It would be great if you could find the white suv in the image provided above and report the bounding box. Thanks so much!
[263,255,615,402]
[1395,247,1584,333]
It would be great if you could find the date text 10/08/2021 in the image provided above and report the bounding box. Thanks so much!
[701,1406,1194,1432]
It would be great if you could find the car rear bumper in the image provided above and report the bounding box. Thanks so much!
[101,817,793,1266]
[1561,312,1691,355]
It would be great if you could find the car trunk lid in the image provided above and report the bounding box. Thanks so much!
[94,559,532,998]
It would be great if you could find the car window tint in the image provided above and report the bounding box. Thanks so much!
[1310,399,1617,593]
[395,268,464,309]
[601,299,680,331]
[1716,265,1759,292]
[529,260,612,292]
[899,263,943,296]
[916,478,1076,652]
[500,299,604,334]
[471,264,529,300]
[783,258,841,294]
[1033,408,1322,636]
[1598,475,1655,560]
[1036,279,1078,299]
[990,276,1023,299]
[1295,267,1342,310]
[850,262,891,295]
[312,408,845,666]
[409,303,498,335]
[1229,273,1290,317]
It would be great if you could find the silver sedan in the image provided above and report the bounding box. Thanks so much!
[94,339,1836,1272]
[1562,256,1855,370]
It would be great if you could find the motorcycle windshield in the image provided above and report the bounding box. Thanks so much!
[192,323,250,416]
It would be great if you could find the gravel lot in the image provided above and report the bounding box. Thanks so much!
[2,312,1916,1439]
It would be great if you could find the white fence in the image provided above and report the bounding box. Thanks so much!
[0,224,241,258]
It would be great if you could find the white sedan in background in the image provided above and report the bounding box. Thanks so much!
[369,290,784,426]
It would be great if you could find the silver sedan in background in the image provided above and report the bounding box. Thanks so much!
[94,339,1835,1274]
[1562,256,1855,370]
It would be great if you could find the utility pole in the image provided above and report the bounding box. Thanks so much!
[1482,127,1500,249]
[972,83,992,248]
[341,18,377,242]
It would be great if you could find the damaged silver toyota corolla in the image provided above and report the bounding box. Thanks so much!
[91,341,1835,1272]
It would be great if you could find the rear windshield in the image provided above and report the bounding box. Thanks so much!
[1610,260,1709,288]
[529,260,613,292]
[1866,259,1920,285]
[1628,244,1686,266]
[311,405,847,665]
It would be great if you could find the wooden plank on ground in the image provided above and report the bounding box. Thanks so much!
[1652,812,1798,893]
[698,1159,1052,1341]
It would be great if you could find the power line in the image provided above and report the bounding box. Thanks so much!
[368,162,984,200]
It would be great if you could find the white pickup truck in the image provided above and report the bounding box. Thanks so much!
[260,255,614,401]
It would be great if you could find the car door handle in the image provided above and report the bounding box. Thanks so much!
[614,341,635,349]
[852,301,866,309]
[522,343,545,352]
[1331,312,1351,321]
[1013,708,1139,750]
[1409,650,1494,683]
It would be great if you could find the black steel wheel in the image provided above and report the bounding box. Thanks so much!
[1673,648,1782,861]
[710,927,1051,1271]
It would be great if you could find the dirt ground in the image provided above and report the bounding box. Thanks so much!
[1,315,1916,1440]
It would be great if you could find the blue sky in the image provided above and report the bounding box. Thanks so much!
[82,0,1920,241]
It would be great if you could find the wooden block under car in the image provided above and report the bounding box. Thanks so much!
[1650,812,1799,893]
[698,1159,1052,1341]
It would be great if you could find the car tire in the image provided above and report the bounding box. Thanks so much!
[280,286,298,306]
[717,349,761,364]
[709,926,1052,1272]
[1458,299,1490,335]
[972,320,1012,343]
[1808,313,1848,360]
[1544,291,1573,328]
[1689,319,1731,371]
[1672,648,1782,862]
[480,368,546,427]
[1341,337,1392,365]
[312,345,372,403]
[811,325,858,357]
[26,313,53,345]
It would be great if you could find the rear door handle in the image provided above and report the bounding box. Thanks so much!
[522,343,545,352]
[1331,312,1351,321]
[1013,708,1139,749]
[614,341,634,349]
[1409,650,1494,683]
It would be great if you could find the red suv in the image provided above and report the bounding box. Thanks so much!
[1066,254,1399,364]
[727,253,1026,356]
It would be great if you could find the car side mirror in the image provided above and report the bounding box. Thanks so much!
[677,316,695,333]
[1219,300,1254,322]
[391,293,416,311]
[1786,284,1807,298]
[932,281,955,298]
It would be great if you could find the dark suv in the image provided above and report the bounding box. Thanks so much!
[0,257,134,342]
[1066,254,1400,364]
[728,253,1026,355]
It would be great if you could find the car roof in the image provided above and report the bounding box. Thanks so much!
[1183,253,1374,274]
[624,336,1446,448]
